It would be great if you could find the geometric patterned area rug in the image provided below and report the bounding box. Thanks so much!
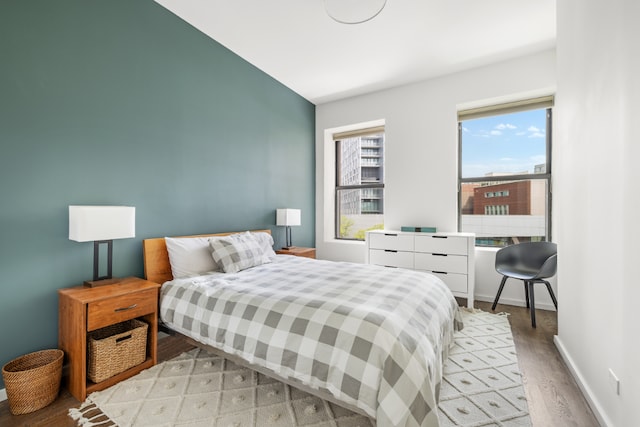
[69,310,531,427]
[70,348,375,427]
[438,310,531,426]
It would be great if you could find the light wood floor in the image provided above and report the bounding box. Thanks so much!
[475,300,599,427]
[0,303,599,427]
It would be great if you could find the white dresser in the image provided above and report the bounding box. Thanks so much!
[365,230,475,308]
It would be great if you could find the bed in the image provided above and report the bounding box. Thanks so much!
[143,230,463,427]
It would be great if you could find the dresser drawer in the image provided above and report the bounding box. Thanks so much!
[429,272,468,294]
[368,233,414,251]
[87,288,157,331]
[414,252,467,274]
[414,235,468,255]
[369,249,414,269]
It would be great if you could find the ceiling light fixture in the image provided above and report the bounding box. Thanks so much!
[324,0,387,24]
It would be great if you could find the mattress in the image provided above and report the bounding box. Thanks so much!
[160,255,463,426]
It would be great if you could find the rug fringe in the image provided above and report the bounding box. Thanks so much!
[68,398,113,427]
[459,307,484,314]
[459,307,511,317]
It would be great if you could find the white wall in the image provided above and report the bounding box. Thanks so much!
[555,1,640,426]
[315,49,557,308]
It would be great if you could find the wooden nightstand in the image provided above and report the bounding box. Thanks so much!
[58,277,161,401]
[276,246,316,259]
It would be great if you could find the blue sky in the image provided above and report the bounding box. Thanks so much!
[461,108,547,178]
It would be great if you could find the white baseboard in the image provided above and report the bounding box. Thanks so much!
[554,335,609,427]
[0,387,6,402]
[474,293,557,311]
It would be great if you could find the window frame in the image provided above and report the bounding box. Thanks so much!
[334,128,385,241]
[457,100,553,246]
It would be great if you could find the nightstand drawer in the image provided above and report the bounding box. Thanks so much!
[87,288,157,331]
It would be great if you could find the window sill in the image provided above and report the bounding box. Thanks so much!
[324,238,366,246]
[474,246,500,254]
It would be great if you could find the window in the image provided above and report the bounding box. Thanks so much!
[458,96,553,247]
[335,127,385,240]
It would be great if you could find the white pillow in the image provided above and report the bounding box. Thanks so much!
[209,232,271,274]
[165,236,220,279]
[250,231,277,260]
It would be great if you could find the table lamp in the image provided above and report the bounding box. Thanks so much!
[69,205,135,287]
[276,208,301,249]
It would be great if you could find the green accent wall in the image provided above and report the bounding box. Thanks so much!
[0,0,315,388]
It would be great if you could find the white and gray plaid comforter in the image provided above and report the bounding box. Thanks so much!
[160,256,463,426]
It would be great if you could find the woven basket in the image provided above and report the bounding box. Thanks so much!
[88,319,148,383]
[2,349,63,415]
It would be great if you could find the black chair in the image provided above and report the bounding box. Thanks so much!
[491,241,558,327]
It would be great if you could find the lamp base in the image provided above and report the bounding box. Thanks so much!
[83,277,124,288]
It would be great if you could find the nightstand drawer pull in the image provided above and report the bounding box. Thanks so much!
[114,304,137,312]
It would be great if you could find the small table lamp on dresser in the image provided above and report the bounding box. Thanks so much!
[69,205,135,287]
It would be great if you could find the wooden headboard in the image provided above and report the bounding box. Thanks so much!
[142,229,272,284]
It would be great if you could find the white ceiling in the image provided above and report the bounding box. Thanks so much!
[154,0,556,105]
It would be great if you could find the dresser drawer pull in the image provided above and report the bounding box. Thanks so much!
[432,271,448,274]
[384,249,398,253]
[433,253,448,257]
[384,233,398,236]
[114,304,137,312]
[384,265,398,268]
[432,236,448,239]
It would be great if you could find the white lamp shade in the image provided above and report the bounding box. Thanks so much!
[69,205,136,242]
[276,209,301,227]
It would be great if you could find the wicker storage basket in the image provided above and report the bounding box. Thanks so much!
[2,349,63,415]
[88,319,148,383]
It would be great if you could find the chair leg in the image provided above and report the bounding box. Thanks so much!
[524,281,530,308]
[528,281,536,328]
[542,280,558,310]
[492,276,508,311]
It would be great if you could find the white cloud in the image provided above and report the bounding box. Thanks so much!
[496,123,517,130]
[462,127,469,132]
[471,130,491,138]
[490,130,502,136]
[528,126,540,132]
[529,132,545,138]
